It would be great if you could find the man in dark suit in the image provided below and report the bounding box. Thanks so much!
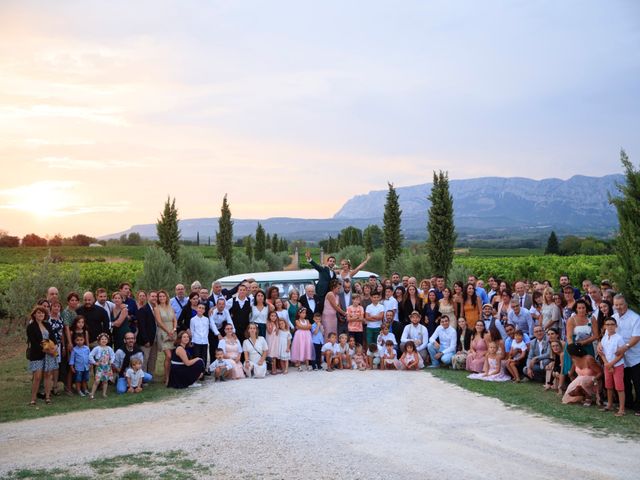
[305,251,337,312]
[514,281,533,310]
[136,291,158,377]
[337,279,353,335]
[300,285,321,317]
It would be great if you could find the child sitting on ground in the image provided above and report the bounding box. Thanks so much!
[125,357,145,393]
[381,340,399,370]
[399,341,423,370]
[335,333,351,370]
[353,344,368,371]
[321,333,340,372]
[347,336,357,369]
[367,343,380,370]
[210,348,233,381]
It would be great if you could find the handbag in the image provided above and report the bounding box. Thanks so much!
[41,339,58,357]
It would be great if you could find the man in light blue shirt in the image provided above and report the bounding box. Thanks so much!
[507,298,535,337]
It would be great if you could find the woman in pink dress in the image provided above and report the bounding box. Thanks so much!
[465,320,488,373]
[322,280,345,338]
[562,343,602,406]
[468,342,511,382]
[219,324,245,379]
[290,307,314,371]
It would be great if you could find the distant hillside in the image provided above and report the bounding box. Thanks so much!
[102,174,623,241]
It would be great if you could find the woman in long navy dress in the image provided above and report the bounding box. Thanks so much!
[167,331,205,388]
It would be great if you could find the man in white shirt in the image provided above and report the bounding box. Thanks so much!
[610,294,640,414]
[401,311,429,363]
[210,298,234,333]
[427,315,457,367]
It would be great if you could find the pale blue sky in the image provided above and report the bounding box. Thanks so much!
[0,0,638,236]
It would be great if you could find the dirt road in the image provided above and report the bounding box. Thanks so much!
[0,371,637,479]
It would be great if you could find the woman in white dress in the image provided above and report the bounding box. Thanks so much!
[243,323,269,378]
[335,254,372,289]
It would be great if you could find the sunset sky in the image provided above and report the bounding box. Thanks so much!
[1,1,639,238]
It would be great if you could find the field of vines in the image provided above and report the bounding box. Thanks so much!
[454,254,617,285]
[0,247,617,294]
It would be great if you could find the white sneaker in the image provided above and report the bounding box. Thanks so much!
[78,390,86,397]
[188,382,202,388]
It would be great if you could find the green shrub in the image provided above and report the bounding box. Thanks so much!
[137,247,179,292]
[0,256,80,322]
[179,247,222,288]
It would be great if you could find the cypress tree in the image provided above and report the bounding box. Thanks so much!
[244,235,254,261]
[196,231,200,246]
[426,171,456,281]
[279,237,287,253]
[383,182,403,273]
[545,231,559,255]
[266,233,271,250]
[610,149,640,309]
[156,196,181,265]
[255,223,266,261]
[216,194,233,270]
[364,229,373,254]
[271,233,279,252]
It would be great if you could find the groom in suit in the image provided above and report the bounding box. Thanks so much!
[305,250,337,313]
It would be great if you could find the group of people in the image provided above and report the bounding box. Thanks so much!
[25,252,640,419]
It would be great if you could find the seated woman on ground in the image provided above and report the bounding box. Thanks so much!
[167,330,205,389]
[562,343,602,407]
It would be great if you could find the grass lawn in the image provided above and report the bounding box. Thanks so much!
[5,449,212,479]
[428,368,640,438]
[0,349,184,423]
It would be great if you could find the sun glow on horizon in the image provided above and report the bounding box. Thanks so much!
[0,180,78,217]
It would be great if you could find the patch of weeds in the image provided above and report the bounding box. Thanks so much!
[7,449,211,480]
[6,468,90,480]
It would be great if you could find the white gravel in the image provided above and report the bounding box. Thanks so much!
[0,370,638,479]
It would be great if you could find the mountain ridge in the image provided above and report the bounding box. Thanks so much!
[101,174,623,241]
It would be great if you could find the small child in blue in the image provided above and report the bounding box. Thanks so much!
[69,333,90,396]
[311,312,324,370]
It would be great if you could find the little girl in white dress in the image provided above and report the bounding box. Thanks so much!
[277,319,292,374]
[468,342,511,382]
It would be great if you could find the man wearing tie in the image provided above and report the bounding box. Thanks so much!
[514,281,533,310]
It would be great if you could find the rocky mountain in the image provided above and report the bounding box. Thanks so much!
[335,174,622,236]
[103,174,623,241]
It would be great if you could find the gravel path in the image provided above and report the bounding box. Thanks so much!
[0,371,638,479]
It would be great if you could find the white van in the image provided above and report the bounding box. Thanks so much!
[217,269,379,299]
